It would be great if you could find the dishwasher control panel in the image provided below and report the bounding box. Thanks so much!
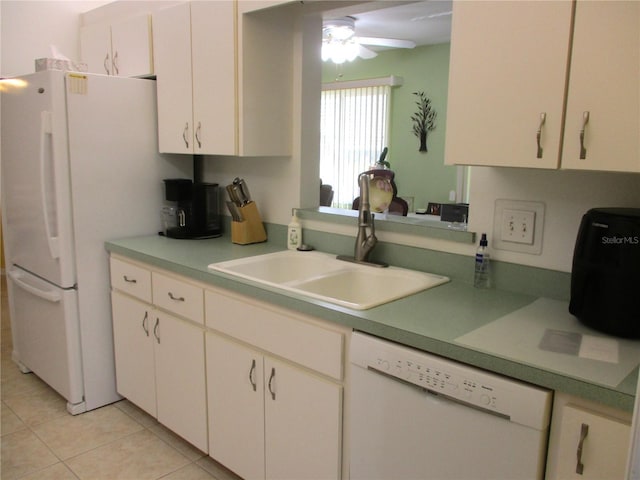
[350,332,552,430]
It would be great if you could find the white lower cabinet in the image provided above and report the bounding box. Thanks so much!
[207,333,342,480]
[263,356,341,480]
[110,256,347,478]
[546,393,631,480]
[111,291,207,452]
[111,291,156,416]
[154,309,207,452]
[207,334,265,480]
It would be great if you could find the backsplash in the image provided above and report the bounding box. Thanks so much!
[261,221,571,301]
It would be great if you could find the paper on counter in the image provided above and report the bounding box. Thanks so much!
[579,335,619,364]
[455,298,640,388]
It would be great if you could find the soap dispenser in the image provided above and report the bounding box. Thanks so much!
[287,209,302,250]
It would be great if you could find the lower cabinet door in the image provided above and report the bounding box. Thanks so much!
[207,333,265,480]
[155,311,208,452]
[552,404,630,480]
[264,357,342,480]
[111,291,156,417]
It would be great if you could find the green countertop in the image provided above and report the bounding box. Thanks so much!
[106,234,639,412]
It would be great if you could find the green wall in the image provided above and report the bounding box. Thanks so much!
[322,43,456,209]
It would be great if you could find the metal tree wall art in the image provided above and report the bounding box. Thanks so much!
[411,91,437,152]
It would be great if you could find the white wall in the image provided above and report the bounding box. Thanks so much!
[0,1,109,77]
[468,167,640,272]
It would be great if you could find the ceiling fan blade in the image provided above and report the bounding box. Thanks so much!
[355,36,416,49]
[357,45,378,59]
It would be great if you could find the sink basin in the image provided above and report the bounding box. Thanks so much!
[209,250,449,310]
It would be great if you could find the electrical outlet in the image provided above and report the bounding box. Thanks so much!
[501,209,535,244]
[493,200,545,255]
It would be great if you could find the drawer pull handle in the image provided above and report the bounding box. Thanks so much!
[576,422,589,475]
[268,367,276,400]
[536,112,546,159]
[579,111,589,160]
[153,318,160,344]
[123,275,137,284]
[249,359,257,392]
[168,292,185,302]
[142,311,149,337]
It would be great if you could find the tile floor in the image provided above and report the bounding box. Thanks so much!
[1,274,242,480]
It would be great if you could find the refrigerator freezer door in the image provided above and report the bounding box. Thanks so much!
[7,266,85,411]
[1,70,76,288]
[64,72,177,410]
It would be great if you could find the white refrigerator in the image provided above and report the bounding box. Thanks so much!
[1,70,188,414]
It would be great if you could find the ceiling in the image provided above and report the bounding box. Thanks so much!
[323,1,453,50]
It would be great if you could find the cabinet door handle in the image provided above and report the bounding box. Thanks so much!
[195,121,202,149]
[268,367,276,400]
[168,292,185,302]
[142,311,149,337]
[536,112,546,159]
[576,422,589,475]
[112,50,119,76]
[182,123,190,149]
[579,111,590,160]
[103,53,111,75]
[249,359,257,392]
[123,275,137,284]
[153,318,160,344]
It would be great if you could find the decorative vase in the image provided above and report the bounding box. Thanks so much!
[419,132,428,152]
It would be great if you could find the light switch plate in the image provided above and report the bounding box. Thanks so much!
[493,200,545,254]
[501,208,536,245]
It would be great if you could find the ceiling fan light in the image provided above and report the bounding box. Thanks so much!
[344,41,359,61]
[328,25,354,41]
[322,39,359,64]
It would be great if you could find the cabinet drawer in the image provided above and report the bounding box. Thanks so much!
[205,289,344,380]
[110,257,152,303]
[152,272,204,324]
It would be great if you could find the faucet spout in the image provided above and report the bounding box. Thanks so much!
[337,172,388,267]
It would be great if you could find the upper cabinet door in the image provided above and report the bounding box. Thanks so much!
[110,15,153,78]
[444,1,573,169]
[80,23,113,75]
[191,1,237,155]
[561,0,640,172]
[153,3,194,154]
[81,15,153,78]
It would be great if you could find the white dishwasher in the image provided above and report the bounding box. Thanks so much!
[349,332,552,480]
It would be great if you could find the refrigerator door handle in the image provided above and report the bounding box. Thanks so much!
[39,110,60,259]
[8,267,62,303]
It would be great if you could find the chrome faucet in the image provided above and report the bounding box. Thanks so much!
[338,172,387,267]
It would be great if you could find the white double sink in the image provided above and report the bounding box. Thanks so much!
[208,250,449,310]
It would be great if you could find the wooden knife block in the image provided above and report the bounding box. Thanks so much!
[231,202,267,245]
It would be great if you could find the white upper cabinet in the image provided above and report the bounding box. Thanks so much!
[561,0,640,172]
[153,3,197,154]
[81,14,153,78]
[153,1,293,156]
[445,1,572,169]
[445,0,640,173]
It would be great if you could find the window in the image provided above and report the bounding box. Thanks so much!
[320,79,396,209]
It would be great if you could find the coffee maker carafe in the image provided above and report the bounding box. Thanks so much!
[163,179,222,239]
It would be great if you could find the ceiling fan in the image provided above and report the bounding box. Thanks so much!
[322,16,416,64]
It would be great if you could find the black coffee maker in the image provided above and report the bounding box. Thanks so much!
[163,178,222,239]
